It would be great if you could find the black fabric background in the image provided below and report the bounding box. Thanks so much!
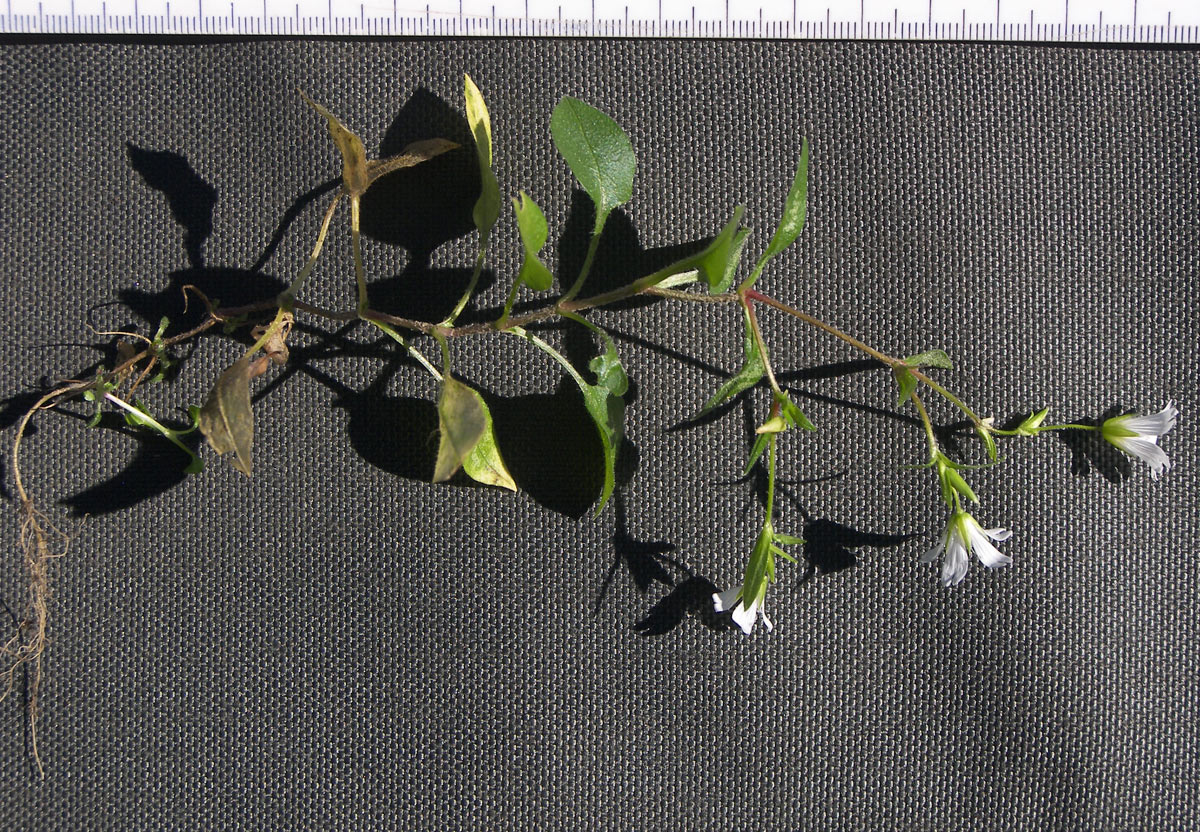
[0,40,1197,829]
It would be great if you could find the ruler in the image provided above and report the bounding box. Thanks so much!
[2,0,1197,40]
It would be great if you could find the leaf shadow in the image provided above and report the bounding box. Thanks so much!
[126,143,217,269]
[365,264,496,326]
[557,190,712,308]
[60,412,201,517]
[359,87,479,257]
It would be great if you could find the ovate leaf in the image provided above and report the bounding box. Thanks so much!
[697,308,764,417]
[464,74,501,241]
[903,349,953,369]
[462,390,517,492]
[550,97,635,231]
[512,191,554,292]
[300,90,369,196]
[198,357,255,476]
[434,374,488,483]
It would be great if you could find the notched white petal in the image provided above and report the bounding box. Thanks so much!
[1121,436,1172,478]
[730,602,757,635]
[713,586,742,613]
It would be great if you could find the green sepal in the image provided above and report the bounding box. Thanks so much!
[977,424,999,461]
[697,308,764,418]
[549,96,635,232]
[741,522,774,614]
[773,533,805,546]
[1015,407,1050,437]
[512,191,554,292]
[935,456,978,505]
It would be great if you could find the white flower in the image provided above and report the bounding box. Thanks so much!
[1101,401,1179,479]
[921,510,1012,587]
[712,584,773,634]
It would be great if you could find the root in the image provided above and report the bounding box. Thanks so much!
[1,499,70,779]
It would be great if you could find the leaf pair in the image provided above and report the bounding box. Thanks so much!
[433,374,516,492]
[892,348,954,409]
[301,90,458,199]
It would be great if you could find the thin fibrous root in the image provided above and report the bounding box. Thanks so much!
[1,497,72,780]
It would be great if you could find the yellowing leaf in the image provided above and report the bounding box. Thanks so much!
[433,374,488,483]
[300,90,369,196]
[464,74,493,167]
[463,392,517,492]
[198,357,255,476]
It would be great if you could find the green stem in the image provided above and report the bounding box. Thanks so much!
[745,289,990,428]
[497,273,523,330]
[765,432,777,522]
[561,220,605,303]
[350,196,367,313]
[280,193,342,306]
[444,240,487,326]
[367,320,443,382]
[910,391,940,462]
[506,326,590,389]
[103,393,197,461]
[739,293,782,394]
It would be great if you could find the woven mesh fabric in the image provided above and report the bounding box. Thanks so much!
[0,41,1196,828]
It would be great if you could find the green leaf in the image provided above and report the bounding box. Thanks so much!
[568,315,628,513]
[300,90,369,196]
[774,533,805,546]
[464,74,501,241]
[198,356,255,476]
[893,365,917,409]
[513,325,624,515]
[903,349,953,370]
[122,398,154,430]
[753,139,810,273]
[696,205,747,292]
[549,97,635,231]
[588,340,629,397]
[433,374,488,483]
[512,191,554,292]
[698,309,764,417]
[744,433,770,475]
[462,389,517,492]
[654,270,699,289]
